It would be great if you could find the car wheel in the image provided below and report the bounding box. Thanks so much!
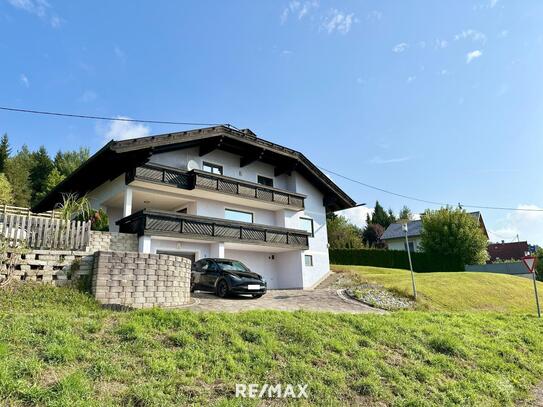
[251,294,263,299]
[216,280,229,298]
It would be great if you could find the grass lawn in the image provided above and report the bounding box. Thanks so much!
[332,264,543,313]
[1,285,543,406]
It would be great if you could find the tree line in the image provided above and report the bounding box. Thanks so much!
[0,133,89,208]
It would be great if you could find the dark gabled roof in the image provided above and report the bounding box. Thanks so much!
[487,241,529,262]
[33,125,356,213]
[381,211,489,240]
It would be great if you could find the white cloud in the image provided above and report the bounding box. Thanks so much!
[369,155,412,164]
[336,206,374,228]
[7,0,62,28]
[78,90,97,103]
[490,0,499,8]
[392,42,408,53]
[434,39,448,49]
[321,9,355,34]
[466,50,482,63]
[455,29,487,44]
[281,0,318,23]
[498,29,509,38]
[366,10,382,21]
[490,205,543,245]
[102,117,151,141]
[440,69,449,76]
[406,76,416,84]
[19,73,29,87]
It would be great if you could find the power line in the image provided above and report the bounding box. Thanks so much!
[1,104,541,213]
[319,166,543,213]
[0,106,228,128]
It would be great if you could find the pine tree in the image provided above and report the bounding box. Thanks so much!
[5,145,32,207]
[0,134,11,173]
[29,146,54,206]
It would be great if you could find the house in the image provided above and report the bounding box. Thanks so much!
[33,126,356,289]
[487,241,529,262]
[381,211,488,252]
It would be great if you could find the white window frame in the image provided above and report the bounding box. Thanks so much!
[202,161,223,175]
[256,174,274,187]
[304,254,314,267]
[300,217,314,237]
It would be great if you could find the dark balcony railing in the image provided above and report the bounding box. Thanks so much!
[126,164,305,209]
[116,210,310,249]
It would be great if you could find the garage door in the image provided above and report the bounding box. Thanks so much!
[156,251,196,264]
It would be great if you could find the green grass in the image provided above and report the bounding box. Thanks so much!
[332,264,543,313]
[1,284,543,406]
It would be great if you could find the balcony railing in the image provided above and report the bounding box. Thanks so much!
[126,164,305,209]
[116,210,310,249]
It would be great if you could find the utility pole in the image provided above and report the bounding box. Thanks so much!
[401,220,417,300]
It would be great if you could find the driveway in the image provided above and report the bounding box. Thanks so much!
[188,289,383,313]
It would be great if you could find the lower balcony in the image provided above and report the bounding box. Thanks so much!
[116,210,310,249]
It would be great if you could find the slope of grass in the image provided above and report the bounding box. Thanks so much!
[331,265,542,313]
[1,284,543,406]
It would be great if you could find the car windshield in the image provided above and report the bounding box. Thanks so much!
[215,260,249,272]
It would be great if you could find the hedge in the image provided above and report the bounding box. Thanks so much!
[329,249,465,273]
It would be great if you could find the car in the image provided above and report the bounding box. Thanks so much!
[190,258,267,298]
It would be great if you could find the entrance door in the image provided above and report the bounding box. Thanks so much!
[156,251,196,264]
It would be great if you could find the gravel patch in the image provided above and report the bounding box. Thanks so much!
[346,284,414,311]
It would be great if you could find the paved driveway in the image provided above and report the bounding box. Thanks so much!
[188,289,383,313]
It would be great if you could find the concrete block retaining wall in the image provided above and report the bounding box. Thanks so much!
[2,231,139,286]
[91,251,191,308]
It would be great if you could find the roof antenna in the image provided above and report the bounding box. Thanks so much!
[458,202,463,210]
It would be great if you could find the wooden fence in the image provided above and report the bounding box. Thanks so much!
[1,204,58,219]
[0,213,91,250]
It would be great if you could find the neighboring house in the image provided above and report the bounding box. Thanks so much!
[381,211,489,252]
[487,241,529,262]
[33,126,355,289]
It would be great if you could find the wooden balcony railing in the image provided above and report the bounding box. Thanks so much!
[126,164,305,209]
[116,210,310,249]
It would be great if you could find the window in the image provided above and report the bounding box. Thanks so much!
[404,241,415,252]
[304,255,313,267]
[202,161,223,175]
[257,175,274,187]
[225,208,254,223]
[176,207,188,214]
[300,217,314,237]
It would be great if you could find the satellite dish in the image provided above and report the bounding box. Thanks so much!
[187,160,199,171]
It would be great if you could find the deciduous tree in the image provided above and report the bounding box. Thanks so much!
[420,207,488,265]
[327,215,364,249]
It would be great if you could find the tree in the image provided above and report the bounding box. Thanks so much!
[5,145,32,207]
[362,223,385,248]
[327,215,364,249]
[370,200,396,229]
[398,205,413,221]
[420,207,488,265]
[53,147,89,177]
[535,247,543,282]
[0,173,13,205]
[0,134,11,173]
[29,146,54,206]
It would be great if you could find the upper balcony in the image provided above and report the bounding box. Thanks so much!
[116,209,310,249]
[125,164,306,211]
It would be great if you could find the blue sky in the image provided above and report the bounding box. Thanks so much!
[1,0,543,244]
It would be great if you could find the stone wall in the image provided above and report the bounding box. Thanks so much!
[1,231,139,286]
[91,251,191,308]
[88,231,138,253]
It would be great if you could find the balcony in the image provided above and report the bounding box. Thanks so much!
[116,210,310,249]
[126,164,305,210]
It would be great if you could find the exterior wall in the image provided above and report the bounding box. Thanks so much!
[91,251,191,308]
[194,197,276,225]
[149,238,212,259]
[386,237,422,252]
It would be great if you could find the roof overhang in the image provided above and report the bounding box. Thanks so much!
[33,126,356,213]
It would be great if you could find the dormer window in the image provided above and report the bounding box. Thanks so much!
[202,161,223,175]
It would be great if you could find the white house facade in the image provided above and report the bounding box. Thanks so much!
[34,126,356,289]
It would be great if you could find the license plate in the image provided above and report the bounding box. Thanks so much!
[248,284,261,290]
